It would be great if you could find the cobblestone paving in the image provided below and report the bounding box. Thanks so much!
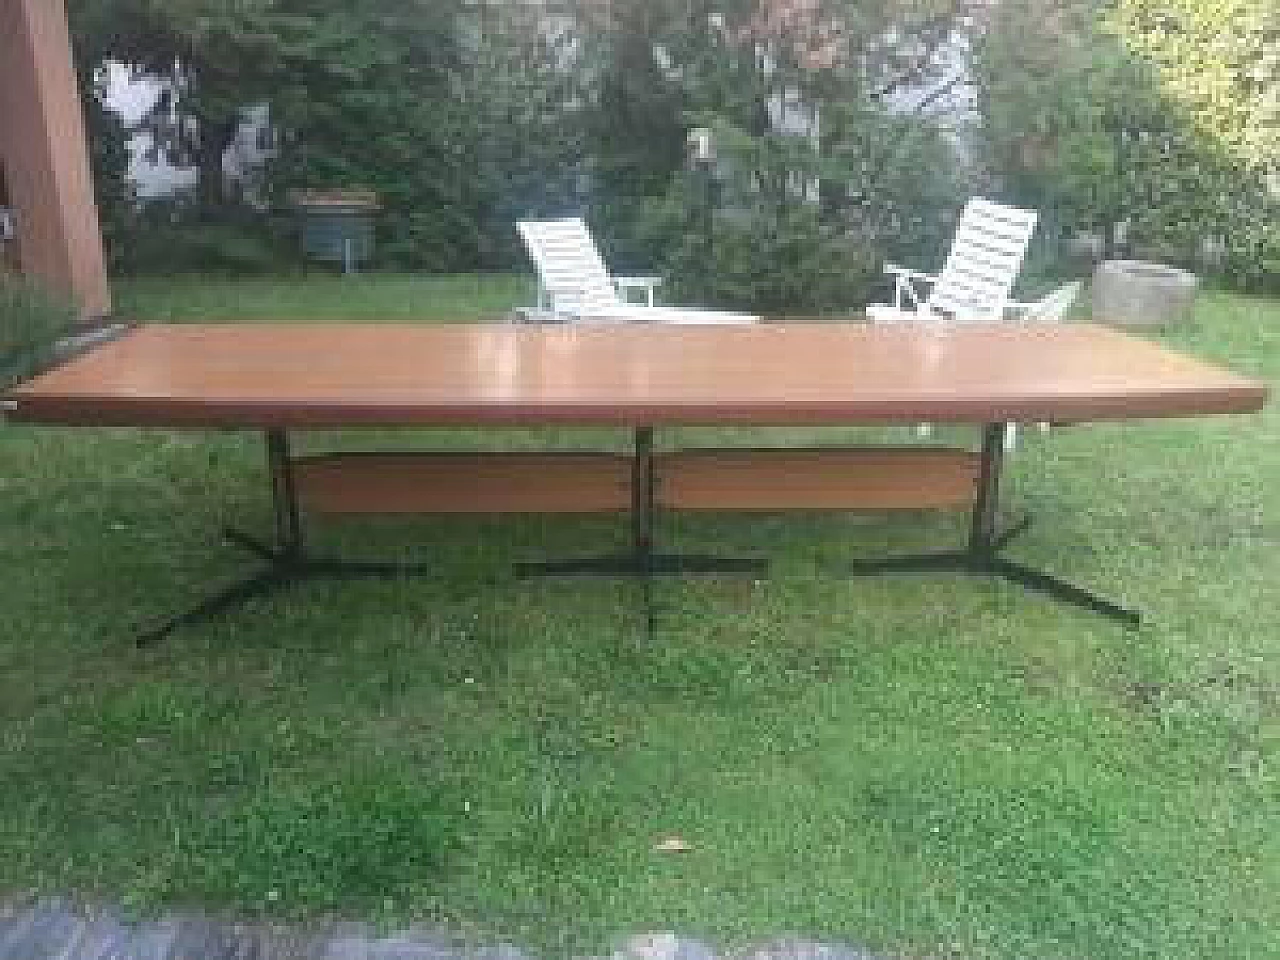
[0,899,889,960]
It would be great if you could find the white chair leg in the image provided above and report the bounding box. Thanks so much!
[1003,422,1018,451]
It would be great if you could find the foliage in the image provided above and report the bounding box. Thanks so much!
[80,75,135,270]
[1222,216,1280,294]
[576,0,972,311]
[643,111,962,314]
[114,204,295,275]
[64,0,1279,291]
[70,0,586,272]
[973,0,1280,287]
[68,0,1276,291]
[1103,0,1280,176]
[261,0,483,270]
[0,275,78,386]
[67,0,304,210]
[65,0,977,287]
[976,0,1145,236]
[570,0,693,266]
[1104,0,1280,287]
[456,3,588,268]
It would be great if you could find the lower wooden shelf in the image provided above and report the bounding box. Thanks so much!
[655,447,980,511]
[293,451,632,514]
[291,446,980,516]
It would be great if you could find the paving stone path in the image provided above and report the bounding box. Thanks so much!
[0,899,888,960]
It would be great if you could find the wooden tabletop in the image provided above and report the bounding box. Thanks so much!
[7,322,1267,428]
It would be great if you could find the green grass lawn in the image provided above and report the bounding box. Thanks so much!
[112,271,534,322]
[2,277,1277,958]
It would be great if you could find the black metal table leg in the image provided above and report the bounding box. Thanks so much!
[515,426,767,578]
[136,565,295,647]
[140,420,1140,644]
[137,430,440,646]
[968,421,1007,556]
[992,512,1033,551]
[515,426,766,645]
[988,556,1140,626]
[836,423,1141,627]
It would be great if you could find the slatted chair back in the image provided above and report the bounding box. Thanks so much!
[928,198,1038,320]
[517,218,622,317]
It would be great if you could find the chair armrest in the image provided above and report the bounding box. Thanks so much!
[882,264,935,310]
[614,275,662,289]
[883,264,936,283]
[1007,281,1083,323]
[614,275,662,306]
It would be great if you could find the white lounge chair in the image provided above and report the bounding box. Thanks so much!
[1002,280,1085,446]
[867,198,1043,449]
[516,218,758,324]
[1010,280,1083,324]
[867,197,1039,324]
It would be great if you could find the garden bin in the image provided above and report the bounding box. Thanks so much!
[291,189,379,273]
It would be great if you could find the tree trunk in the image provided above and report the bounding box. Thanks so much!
[196,116,238,213]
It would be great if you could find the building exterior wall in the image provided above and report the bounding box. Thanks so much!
[0,0,111,318]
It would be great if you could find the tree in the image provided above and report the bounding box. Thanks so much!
[259,0,474,267]
[459,2,588,267]
[567,0,973,310]
[68,0,309,211]
[974,0,1280,286]
[69,0,585,270]
[77,66,135,267]
[973,0,1161,247]
[66,0,989,286]
[263,0,584,269]
[1105,0,1280,177]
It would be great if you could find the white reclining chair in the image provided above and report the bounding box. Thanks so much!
[1009,280,1083,324]
[867,198,1039,325]
[867,198,1046,449]
[1001,279,1084,445]
[516,218,758,324]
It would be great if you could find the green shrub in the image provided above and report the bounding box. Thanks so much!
[0,274,77,386]
[634,113,963,315]
[113,202,297,276]
[975,0,1279,290]
[1223,217,1280,294]
[643,183,879,315]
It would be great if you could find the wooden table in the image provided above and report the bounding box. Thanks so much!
[8,322,1267,641]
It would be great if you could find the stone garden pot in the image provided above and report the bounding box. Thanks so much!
[1091,259,1198,329]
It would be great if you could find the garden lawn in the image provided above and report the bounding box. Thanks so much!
[112,271,533,322]
[1,278,1277,959]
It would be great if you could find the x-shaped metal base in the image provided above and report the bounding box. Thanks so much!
[515,552,766,577]
[136,528,438,646]
[515,550,767,646]
[138,425,1142,645]
[834,498,1138,626]
[838,548,1140,627]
